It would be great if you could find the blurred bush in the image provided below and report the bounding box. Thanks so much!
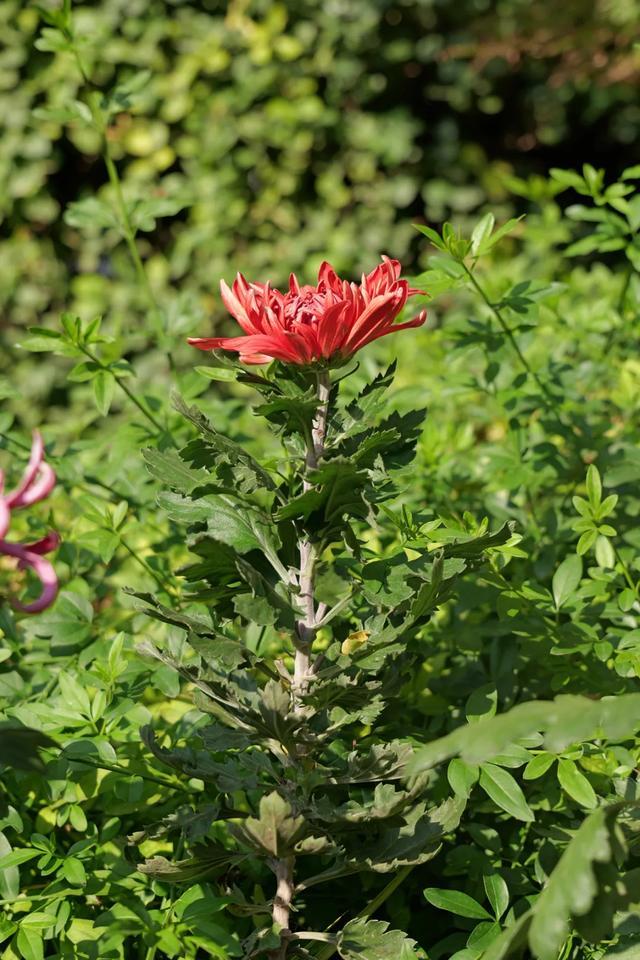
[2,0,639,339]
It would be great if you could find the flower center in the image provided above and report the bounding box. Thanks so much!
[284,287,324,328]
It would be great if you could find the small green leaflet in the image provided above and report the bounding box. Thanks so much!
[479,764,534,822]
[424,887,491,920]
[483,873,509,920]
[557,758,598,809]
[552,554,583,609]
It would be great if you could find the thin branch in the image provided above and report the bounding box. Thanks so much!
[462,262,555,406]
[77,343,171,442]
[314,866,415,960]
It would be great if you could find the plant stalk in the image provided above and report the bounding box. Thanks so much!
[293,370,330,704]
[272,371,330,958]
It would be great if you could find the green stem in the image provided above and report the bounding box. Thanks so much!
[78,344,170,441]
[462,263,556,408]
[618,266,632,316]
[614,544,637,594]
[72,50,91,87]
[315,866,415,960]
[72,48,159,320]
[60,755,192,794]
[0,890,86,906]
[120,536,179,598]
[70,46,174,375]
[102,143,161,320]
[143,838,186,960]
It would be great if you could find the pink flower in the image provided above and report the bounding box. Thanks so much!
[188,256,427,365]
[0,433,59,613]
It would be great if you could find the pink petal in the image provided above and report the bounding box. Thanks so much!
[0,500,9,540]
[189,333,305,364]
[23,531,60,555]
[0,540,58,614]
[6,432,44,508]
[340,291,402,353]
[315,300,351,358]
[11,463,56,508]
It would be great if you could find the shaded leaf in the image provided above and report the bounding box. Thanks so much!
[337,917,418,960]
[552,555,583,608]
[241,792,305,857]
[479,764,534,822]
[424,887,491,920]
[557,758,598,809]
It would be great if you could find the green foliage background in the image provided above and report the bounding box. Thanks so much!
[4,0,640,338]
[2,2,640,959]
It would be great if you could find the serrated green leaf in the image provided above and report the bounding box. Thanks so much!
[481,911,532,960]
[143,448,209,493]
[407,694,640,778]
[529,806,617,960]
[64,197,120,231]
[337,917,418,960]
[241,792,305,857]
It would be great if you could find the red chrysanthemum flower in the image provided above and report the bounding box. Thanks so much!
[188,256,426,365]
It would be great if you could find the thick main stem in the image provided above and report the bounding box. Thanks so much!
[271,371,330,958]
[293,371,331,703]
[272,856,294,933]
